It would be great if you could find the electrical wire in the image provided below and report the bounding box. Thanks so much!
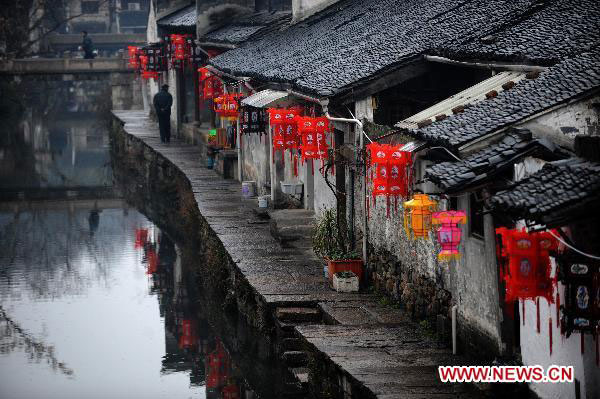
[547,230,600,260]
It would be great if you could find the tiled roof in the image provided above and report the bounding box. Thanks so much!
[202,11,291,45]
[210,0,546,96]
[432,0,600,66]
[492,158,600,225]
[425,129,559,193]
[157,5,196,28]
[404,48,600,149]
[211,0,600,98]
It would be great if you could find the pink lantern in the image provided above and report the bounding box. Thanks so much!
[432,211,467,260]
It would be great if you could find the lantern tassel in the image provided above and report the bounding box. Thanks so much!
[386,196,390,218]
[581,333,585,355]
[546,317,552,357]
[536,298,541,334]
[556,291,560,328]
[522,300,526,326]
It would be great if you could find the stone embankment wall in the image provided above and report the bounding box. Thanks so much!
[109,119,300,397]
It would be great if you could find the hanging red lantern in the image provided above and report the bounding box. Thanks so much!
[127,46,139,69]
[403,194,437,239]
[134,228,148,249]
[267,108,301,155]
[146,247,158,274]
[297,115,330,162]
[496,228,557,311]
[366,143,412,216]
[214,93,242,119]
[432,211,467,260]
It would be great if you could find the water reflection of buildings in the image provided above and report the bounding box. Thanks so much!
[134,228,255,399]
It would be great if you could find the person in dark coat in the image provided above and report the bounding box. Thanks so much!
[81,31,94,59]
[153,84,173,143]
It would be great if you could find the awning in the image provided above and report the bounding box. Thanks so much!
[241,89,289,108]
[396,71,526,130]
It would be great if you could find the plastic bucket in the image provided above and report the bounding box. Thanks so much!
[242,181,256,198]
[258,195,270,208]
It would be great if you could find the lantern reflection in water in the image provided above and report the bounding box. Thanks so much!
[403,194,437,239]
[431,211,467,260]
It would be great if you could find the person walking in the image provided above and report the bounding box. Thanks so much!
[153,84,173,143]
[81,31,95,59]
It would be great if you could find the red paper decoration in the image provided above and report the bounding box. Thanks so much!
[268,108,302,154]
[127,46,139,69]
[134,228,148,249]
[178,319,197,349]
[297,116,330,162]
[432,211,467,260]
[169,34,194,68]
[198,67,223,100]
[367,143,412,198]
[496,228,557,312]
[214,93,242,118]
[206,340,230,389]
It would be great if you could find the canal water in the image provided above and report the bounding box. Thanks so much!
[0,80,254,398]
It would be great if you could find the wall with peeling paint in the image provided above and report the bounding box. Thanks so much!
[520,94,600,149]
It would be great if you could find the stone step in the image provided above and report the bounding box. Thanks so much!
[276,307,321,323]
[281,351,308,367]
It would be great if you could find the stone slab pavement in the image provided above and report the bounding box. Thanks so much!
[113,110,483,398]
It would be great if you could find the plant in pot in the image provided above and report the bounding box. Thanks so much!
[312,208,363,284]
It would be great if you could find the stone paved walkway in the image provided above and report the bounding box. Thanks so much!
[113,110,482,398]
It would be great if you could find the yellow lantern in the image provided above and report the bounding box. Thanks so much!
[403,194,437,239]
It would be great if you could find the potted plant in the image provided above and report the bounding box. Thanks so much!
[312,208,363,284]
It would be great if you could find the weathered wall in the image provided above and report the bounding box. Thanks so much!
[519,94,600,149]
[514,156,598,399]
[352,95,503,357]
[241,132,271,196]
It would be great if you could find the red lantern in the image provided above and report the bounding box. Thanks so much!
[146,247,158,274]
[268,108,301,154]
[297,116,330,162]
[206,340,230,389]
[496,228,557,310]
[214,93,242,118]
[432,211,467,260]
[134,228,148,249]
[127,46,139,69]
[366,143,412,216]
[178,319,197,349]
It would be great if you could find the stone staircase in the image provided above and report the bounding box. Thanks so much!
[268,209,317,256]
[275,306,322,398]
